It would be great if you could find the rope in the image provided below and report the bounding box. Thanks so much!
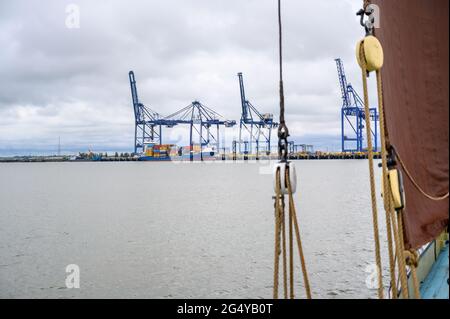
[358,34,415,299]
[389,192,409,298]
[273,168,282,299]
[358,31,422,300]
[289,205,294,299]
[385,201,398,298]
[272,0,311,300]
[396,209,413,299]
[373,66,413,299]
[273,166,312,299]
[376,71,398,298]
[404,250,421,299]
[360,1,440,298]
[286,166,312,299]
[359,43,384,299]
[277,0,289,161]
[273,168,289,299]
[394,148,449,201]
[277,0,285,129]
[281,200,288,299]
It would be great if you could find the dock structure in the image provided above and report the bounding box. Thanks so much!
[129,71,236,159]
[162,101,236,161]
[129,71,163,153]
[128,68,380,161]
[335,58,379,153]
[237,72,278,157]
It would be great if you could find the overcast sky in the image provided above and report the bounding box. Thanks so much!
[0,0,375,155]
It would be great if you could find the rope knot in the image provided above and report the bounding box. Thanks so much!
[404,250,419,268]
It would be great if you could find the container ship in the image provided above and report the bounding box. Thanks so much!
[138,142,217,161]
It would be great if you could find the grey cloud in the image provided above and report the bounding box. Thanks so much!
[0,0,371,154]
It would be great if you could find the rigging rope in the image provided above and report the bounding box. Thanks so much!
[277,0,289,162]
[393,147,449,201]
[273,165,312,299]
[281,196,288,299]
[376,71,398,298]
[357,7,422,298]
[404,250,421,299]
[273,171,282,298]
[375,66,410,299]
[289,203,294,299]
[358,43,384,299]
[390,209,412,298]
[286,167,312,298]
[272,0,311,300]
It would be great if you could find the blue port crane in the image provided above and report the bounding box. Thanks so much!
[163,101,236,161]
[129,71,163,153]
[335,59,378,153]
[238,72,278,156]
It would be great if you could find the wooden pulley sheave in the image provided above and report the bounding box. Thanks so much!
[356,35,384,72]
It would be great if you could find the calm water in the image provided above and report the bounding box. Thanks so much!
[0,160,390,299]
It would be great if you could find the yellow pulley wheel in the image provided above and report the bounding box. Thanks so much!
[388,169,406,211]
[356,35,384,72]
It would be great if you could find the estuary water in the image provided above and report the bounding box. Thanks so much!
[0,160,390,299]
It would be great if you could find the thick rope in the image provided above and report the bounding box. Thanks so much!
[397,211,422,298]
[375,71,398,298]
[394,148,449,201]
[273,169,282,299]
[359,43,384,299]
[385,202,398,298]
[289,206,294,299]
[273,168,289,299]
[363,0,371,10]
[372,52,417,299]
[397,211,405,254]
[277,0,289,161]
[397,212,421,299]
[273,166,312,299]
[281,202,288,299]
[374,69,410,299]
[405,250,421,299]
[389,201,409,298]
[286,166,312,299]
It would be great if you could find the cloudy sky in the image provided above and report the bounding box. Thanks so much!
[0,0,376,155]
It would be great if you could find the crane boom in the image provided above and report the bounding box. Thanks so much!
[129,71,141,121]
[128,70,162,153]
[237,72,278,156]
[334,59,379,152]
[238,72,248,121]
[335,58,351,108]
